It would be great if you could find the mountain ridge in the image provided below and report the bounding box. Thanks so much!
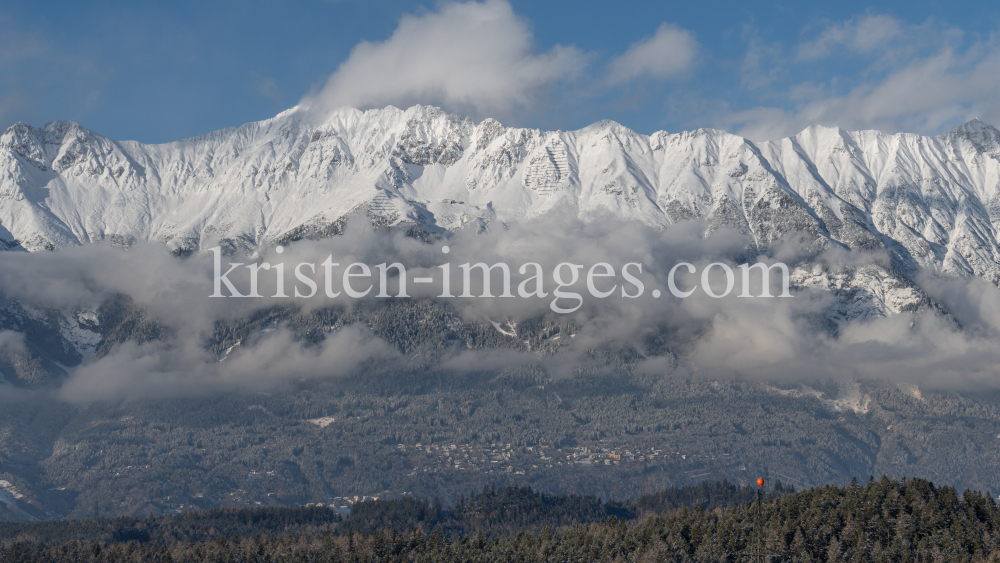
[2,106,1000,286]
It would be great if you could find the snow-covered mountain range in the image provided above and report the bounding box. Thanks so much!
[3,105,1000,288]
[6,107,1000,518]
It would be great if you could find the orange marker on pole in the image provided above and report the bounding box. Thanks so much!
[757,478,764,487]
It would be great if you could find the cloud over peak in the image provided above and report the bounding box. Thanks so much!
[301,0,586,121]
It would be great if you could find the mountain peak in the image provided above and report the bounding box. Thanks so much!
[948,118,998,136]
[794,123,844,139]
[42,120,92,144]
[946,118,1000,155]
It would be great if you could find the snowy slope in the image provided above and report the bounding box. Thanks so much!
[2,105,1000,285]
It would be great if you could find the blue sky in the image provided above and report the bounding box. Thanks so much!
[2,0,999,143]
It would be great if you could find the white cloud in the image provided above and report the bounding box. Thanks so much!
[0,330,26,354]
[797,14,904,60]
[300,0,586,120]
[724,17,1000,140]
[607,23,697,84]
[58,324,400,403]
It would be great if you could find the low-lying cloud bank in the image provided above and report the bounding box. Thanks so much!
[1,215,999,403]
[57,324,399,403]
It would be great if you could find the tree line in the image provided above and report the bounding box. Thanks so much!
[8,477,998,561]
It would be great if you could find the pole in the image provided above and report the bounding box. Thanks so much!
[755,488,764,563]
[748,478,765,563]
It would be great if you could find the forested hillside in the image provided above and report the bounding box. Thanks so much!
[0,481,778,542]
[2,478,996,562]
